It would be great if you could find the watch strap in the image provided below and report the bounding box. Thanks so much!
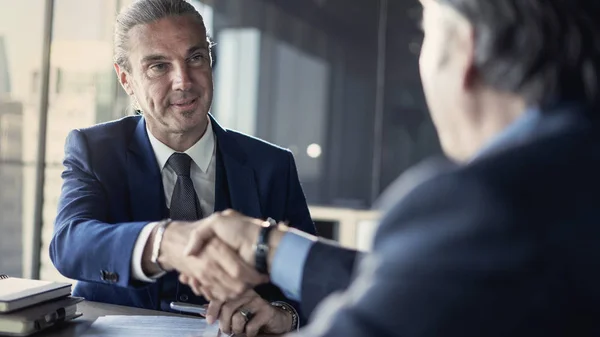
[254,217,277,274]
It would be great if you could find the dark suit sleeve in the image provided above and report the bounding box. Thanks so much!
[283,151,316,236]
[49,130,149,288]
[294,173,543,337]
[299,157,453,320]
[300,239,360,318]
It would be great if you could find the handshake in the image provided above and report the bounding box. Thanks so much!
[142,210,292,336]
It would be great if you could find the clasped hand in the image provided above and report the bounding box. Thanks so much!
[174,210,268,301]
[169,210,290,336]
[196,289,292,337]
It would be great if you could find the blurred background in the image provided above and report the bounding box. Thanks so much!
[0,0,439,282]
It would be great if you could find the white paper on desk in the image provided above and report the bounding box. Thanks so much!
[81,315,225,337]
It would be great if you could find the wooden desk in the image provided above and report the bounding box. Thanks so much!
[39,301,275,337]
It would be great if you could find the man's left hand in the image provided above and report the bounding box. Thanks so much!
[204,289,293,337]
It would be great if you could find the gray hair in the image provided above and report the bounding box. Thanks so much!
[114,0,212,72]
[440,0,600,108]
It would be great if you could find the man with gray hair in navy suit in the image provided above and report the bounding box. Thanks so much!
[50,1,316,336]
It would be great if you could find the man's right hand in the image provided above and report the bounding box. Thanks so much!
[141,220,190,275]
[176,210,286,301]
[143,218,269,301]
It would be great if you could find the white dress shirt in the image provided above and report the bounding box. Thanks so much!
[131,119,217,282]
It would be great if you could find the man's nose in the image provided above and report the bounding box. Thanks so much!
[172,65,193,91]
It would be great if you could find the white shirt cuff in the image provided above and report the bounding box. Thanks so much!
[131,222,166,282]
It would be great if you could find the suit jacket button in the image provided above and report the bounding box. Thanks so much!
[110,273,119,283]
[179,294,189,302]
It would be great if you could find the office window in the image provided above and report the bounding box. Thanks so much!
[207,0,381,207]
[38,0,135,282]
[379,1,441,193]
[0,0,45,277]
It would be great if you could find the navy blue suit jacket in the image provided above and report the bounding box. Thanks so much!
[297,105,600,336]
[50,114,315,316]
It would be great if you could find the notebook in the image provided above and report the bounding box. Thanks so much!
[0,275,72,313]
[0,296,83,336]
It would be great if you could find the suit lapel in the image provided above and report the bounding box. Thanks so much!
[213,150,231,212]
[211,115,262,219]
[127,117,167,221]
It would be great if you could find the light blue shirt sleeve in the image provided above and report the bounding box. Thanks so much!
[270,230,316,301]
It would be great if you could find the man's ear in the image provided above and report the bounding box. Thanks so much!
[462,27,477,90]
[444,17,476,91]
[114,63,134,95]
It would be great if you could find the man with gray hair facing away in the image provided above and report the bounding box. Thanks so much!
[49,1,316,336]
[170,0,600,336]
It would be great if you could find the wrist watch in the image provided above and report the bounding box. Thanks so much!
[254,217,277,274]
[271,301,299,331]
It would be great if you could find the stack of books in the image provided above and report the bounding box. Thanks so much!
[0,274,83,336]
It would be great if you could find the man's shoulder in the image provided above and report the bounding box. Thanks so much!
[220,128,292,163]
[466,121,600,191]
[377,126,600,240]
[374,153,527,242]
[75,115,141,145]
[380,162,497,214]
[63,116,141,178]
[374,156,458,212]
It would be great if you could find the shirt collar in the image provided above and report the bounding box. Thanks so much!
[471,101,591,162]
[146,118,215,173]
[471,106,541,161]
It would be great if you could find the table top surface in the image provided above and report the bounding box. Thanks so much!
[37,300,273,337]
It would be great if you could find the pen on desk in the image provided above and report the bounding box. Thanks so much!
[169,302,208,317]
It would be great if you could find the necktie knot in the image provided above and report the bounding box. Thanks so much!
[167,153,192,177]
